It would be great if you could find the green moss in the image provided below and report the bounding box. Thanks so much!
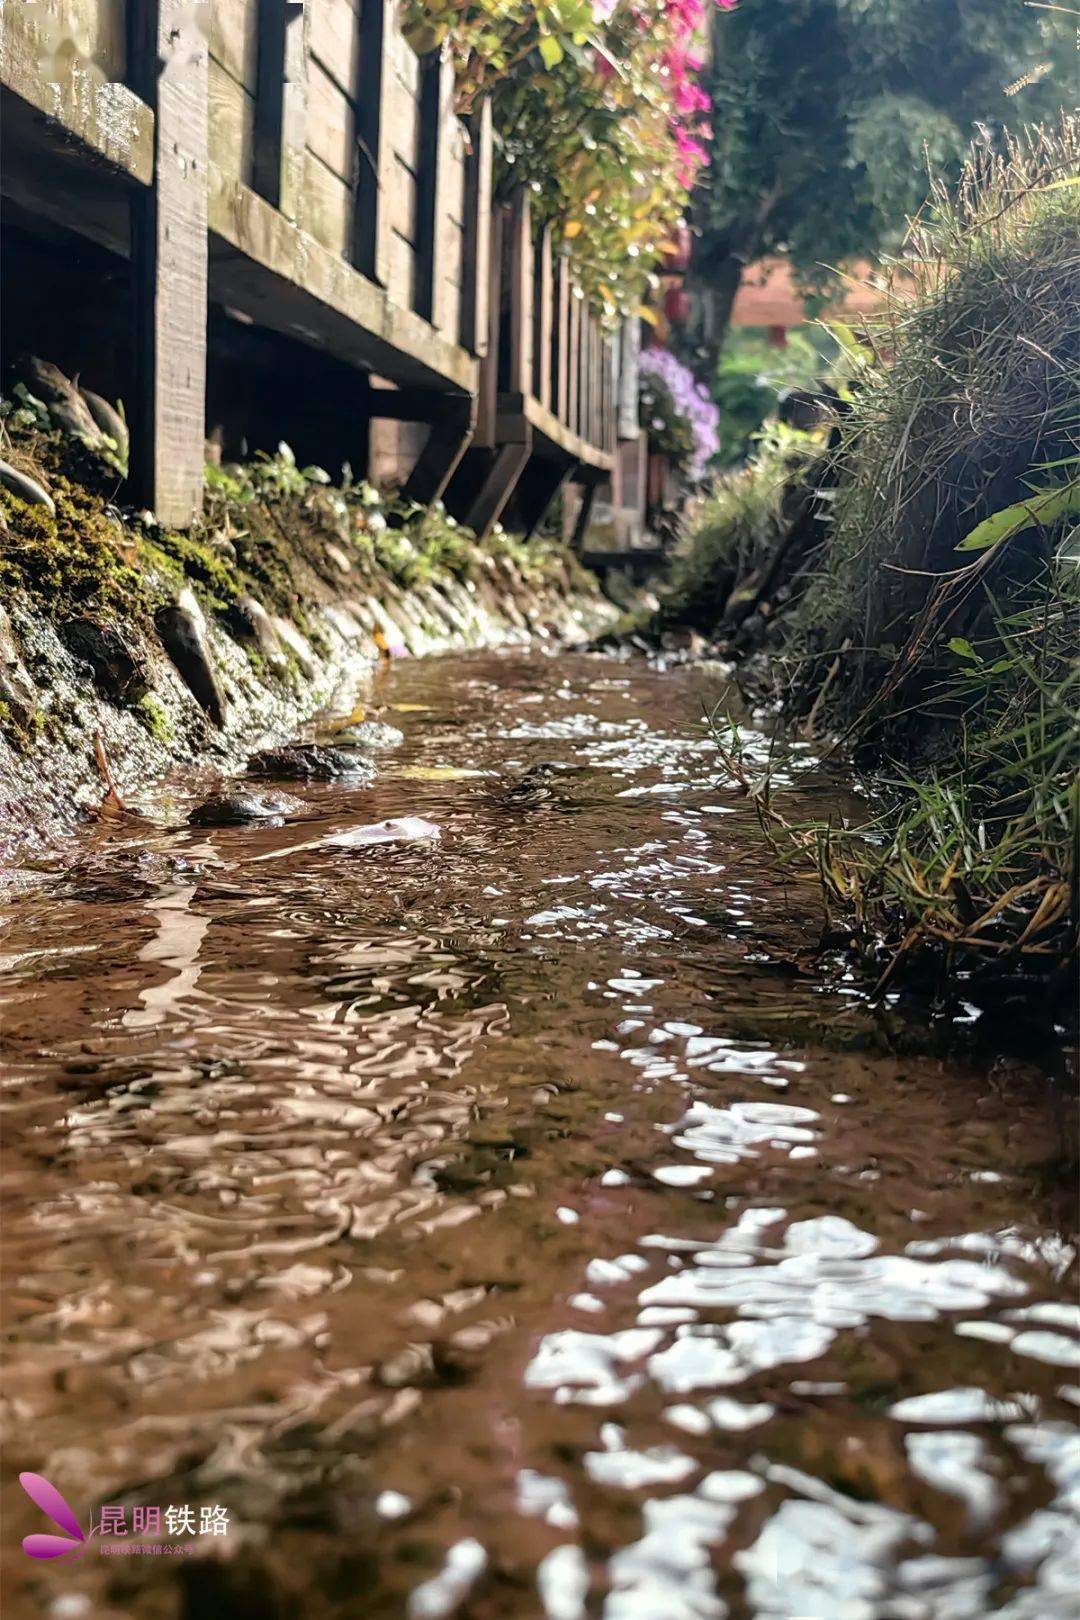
[135,692,174,746]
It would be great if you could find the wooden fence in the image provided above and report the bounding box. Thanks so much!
[1,0,640,539]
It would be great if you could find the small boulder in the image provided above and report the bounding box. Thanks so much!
[246,744,375,783]
[329,720,405,751]
[0,605,38,727]
[60,619,149,705]
[188,790,300,827]
[156,588,226,727]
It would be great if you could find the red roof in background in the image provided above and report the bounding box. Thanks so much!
[731,257,895,328]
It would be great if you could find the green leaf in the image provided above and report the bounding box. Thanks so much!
[947,637,980,662]
[955,480,1080,551]
[538,33,564,68]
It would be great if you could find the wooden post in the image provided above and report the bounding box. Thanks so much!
[354,0,394,286]
[463,437,532,538]
[401,397,476,506]
[460,102,493,355]
[569,476,598,552]
[128,0,208,528]
[534,225,553,409]
[415,44,456,331]
[473,200,504,447]
[567,287,581,438]
[505,189,533,396]
[253,1,307,219]
[518,453,574,538]
[554,255,570,425]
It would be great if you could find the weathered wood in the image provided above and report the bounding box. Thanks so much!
[617,314,639,441]
[208,56,255,184]
[517,452,573,539]
[401,397,475,505]
[473,198,504,446]
[554,254,570,425]
[505,190,533,396]
[414,45,457,331]
[1,0,153,182]
[567,288,582,440]
[251,1,308,216]
[463,437,532,538]
[459,103,492,355]
[128,0,208,528]
[533,225,553,410]
[569,476,598,552]
[354,0,394,286]
[210,0,259,90]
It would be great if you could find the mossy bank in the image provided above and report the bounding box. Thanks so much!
[0,414,617,857]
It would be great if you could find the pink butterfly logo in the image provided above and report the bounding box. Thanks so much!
[19,1473,91,1560]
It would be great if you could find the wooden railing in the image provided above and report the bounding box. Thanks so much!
[1,1,639,539]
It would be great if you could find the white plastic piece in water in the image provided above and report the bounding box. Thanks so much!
[537,1543,589,1620]
[556,1207,580,1225]
[251,816,441,863]
[375,1489,413,1520]
[407,1538,487,1619]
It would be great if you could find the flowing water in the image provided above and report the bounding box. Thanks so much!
[1,649,1076,1620]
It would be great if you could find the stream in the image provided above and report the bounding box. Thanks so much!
[1,647,1076,1620]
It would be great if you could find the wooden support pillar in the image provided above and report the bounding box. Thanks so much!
[534,225,553,409]
[354,0,394,286]
[554,256,570,425]
[567,289,582,438]
[518,454,575,539]
[505,189,533,397]
[416,44,456,331]
[464,435,532,538]
[401,398,476,506]
[253,1,307,219]
[128,0,208,529]
[570,476,599,553]
[474,200,504,447]
[460,103,493,356]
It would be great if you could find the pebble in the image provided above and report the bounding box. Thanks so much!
[329,720,405,751]
[156,589,226,727]
[247,744,375,783]
[188,790,300,827]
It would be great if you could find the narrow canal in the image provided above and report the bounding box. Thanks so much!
[1,648,1076,1620]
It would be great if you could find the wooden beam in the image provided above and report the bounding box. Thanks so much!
[505,189,533,396]
[128,0,208,528]
[402,399,476,506]
[567,289,582,440]
[518,452,575,539]
[464,436,532,538]
[569,476,598,553]
[414,44,456,331]
[459,102,492,355]
[354,0,394,286]
[534,224,553,410]
[252,1,307,219]
[473,199,504,447]
[554,255,570,425]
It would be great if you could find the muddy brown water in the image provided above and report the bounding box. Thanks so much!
[1,649,1076,1620]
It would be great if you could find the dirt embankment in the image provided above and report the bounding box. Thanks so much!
[0,399,616,857]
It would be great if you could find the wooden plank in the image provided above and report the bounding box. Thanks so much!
[128,0,208,528]
[209,0,259,90]
[473,199,504,446]
[401,396,475,505]
[616,314,640,440]
[553,254,570,425]
[301,149,352,257]
[208,58,254,185]
[567,288,582,440]
[305,54,355,181]
[459,102,492,355]
[354,0,394,286]
[308,0,361,94]
[22,0,128,81]
[252,0,308,217]
[505,189,532,396]
[463,437,532,538]
[533,225,553,410]
[414,44,457,330]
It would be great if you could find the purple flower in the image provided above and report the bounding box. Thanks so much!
[639,347,719,480]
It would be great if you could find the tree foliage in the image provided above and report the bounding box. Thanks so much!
[402,0,726,315]
[695,0,1075,327]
